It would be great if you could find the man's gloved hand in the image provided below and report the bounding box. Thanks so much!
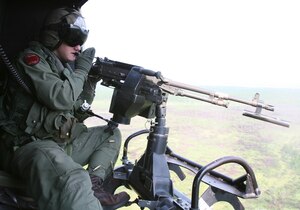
[87,64,102,82]
[75,47,96,73]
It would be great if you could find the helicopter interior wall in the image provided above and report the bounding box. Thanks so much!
[0,0,88,59]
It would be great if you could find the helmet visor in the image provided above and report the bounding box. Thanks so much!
[63,25,89,47]
[62,16,89,47]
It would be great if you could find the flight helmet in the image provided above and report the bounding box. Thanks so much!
[41,7,89,49]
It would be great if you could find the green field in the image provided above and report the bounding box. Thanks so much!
[86,85,300,210]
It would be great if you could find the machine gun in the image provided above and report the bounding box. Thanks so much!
[92,57,289,127]
[88,57,290,210]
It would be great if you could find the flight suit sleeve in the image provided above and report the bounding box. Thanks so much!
[17,52,88,111]
[73,77,97,122]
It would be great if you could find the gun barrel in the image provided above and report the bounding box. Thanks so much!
[164,79,212,96]
[163,79,274,111]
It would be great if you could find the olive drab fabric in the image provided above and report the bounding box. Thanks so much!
[0,41,123,210]
[1,41,92,143]
[10,126,122,210]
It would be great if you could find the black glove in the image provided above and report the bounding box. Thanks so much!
[75,47,96,73]
[87,64,102,82]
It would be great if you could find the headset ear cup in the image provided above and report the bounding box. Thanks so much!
[41,29,61,49]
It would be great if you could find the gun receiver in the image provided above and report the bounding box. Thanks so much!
[92,57,290,127]
[92,57,136,88]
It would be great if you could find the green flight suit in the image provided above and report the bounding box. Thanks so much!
[0,41,122,210]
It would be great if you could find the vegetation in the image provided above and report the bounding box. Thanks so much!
[86,86,300,210]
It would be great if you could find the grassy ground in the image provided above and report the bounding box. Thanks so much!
[86,86,300,210]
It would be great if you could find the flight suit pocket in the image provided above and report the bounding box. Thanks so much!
[25,102,47,135]
[54,113,87,143]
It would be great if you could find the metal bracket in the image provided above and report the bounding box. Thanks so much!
[200,186,245,210]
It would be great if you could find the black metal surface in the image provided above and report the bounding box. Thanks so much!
[119,105,260,209]
[128,104,174,201]
[121,129,149,163]
[190,156,260,209]
[109,68,160,124]
[199,186,245,210]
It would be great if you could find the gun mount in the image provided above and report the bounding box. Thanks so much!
[87,57,290,210]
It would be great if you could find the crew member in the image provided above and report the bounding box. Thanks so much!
[0,7,129,210]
